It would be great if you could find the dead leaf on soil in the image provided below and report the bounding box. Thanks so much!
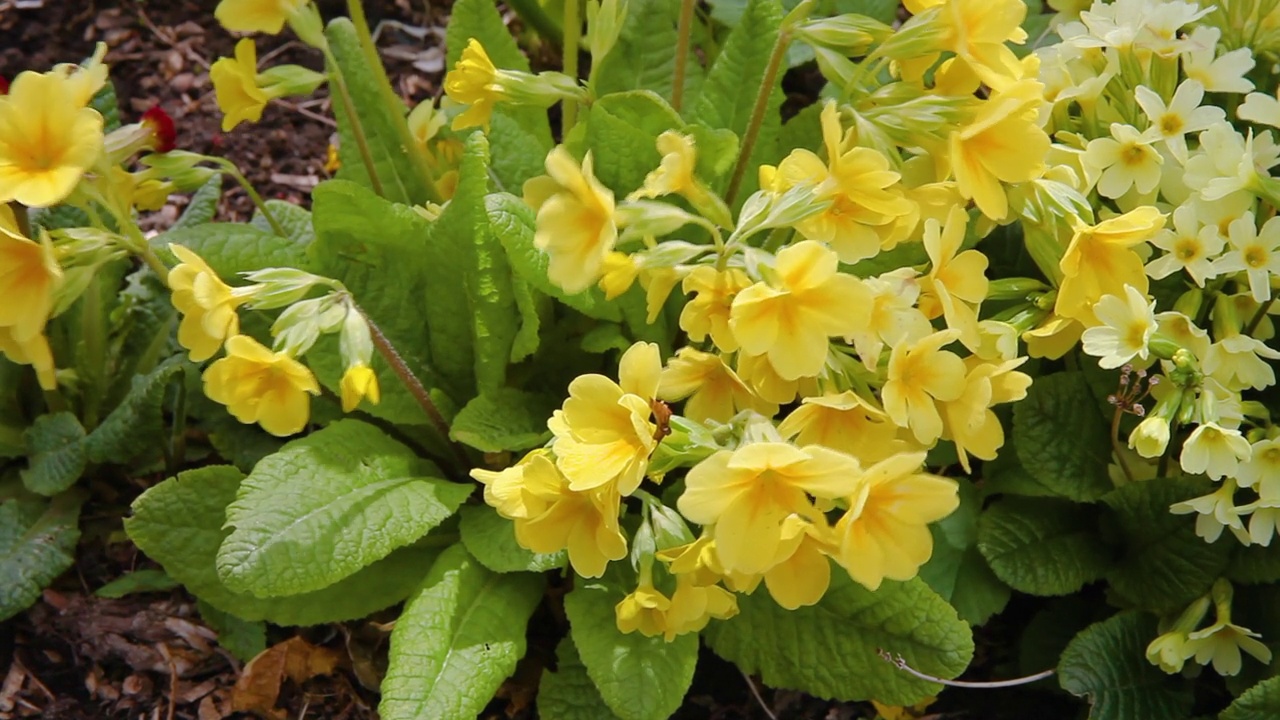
[231,636,342,719]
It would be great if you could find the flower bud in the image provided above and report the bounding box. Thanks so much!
[339,307,375,368]
[586,0,628,64]
[257,64,327,98]
[1129,415,1171,458]
[795,14,891,55]
[286,2,328,50]
[240,267,330,309]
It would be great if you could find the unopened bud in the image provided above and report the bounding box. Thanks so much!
[795,14,891,55]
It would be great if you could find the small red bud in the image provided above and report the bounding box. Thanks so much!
[0,76,9,95]
[141,105,176,153]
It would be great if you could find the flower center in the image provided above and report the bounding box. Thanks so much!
[1159,113,1184,136]
[1174,237,1201,261]
[1244,245,1269,268]
[1120,143,1148,166]
[1124,321,1149,350]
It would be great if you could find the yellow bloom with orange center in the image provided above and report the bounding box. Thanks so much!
[658,348,776,423]
[444,39,505,131]
[679,266,751,352]
[210,39,272,132]
[339,363,381,412]
[778,391,914,466]
[202,335,321,437]
[677,442,863,576]
[168,245,257,362]
[937,0,1028,86]
[214,0,311,35]
[730,241,872,381]
[833,452,959,590]
[1056,206,1165,323]
[948,79,1049,221]
[0,71,104,208]
[524,148,618,294]
[881,329,967,445]
[548,342,660,496]
[919,206,989,351]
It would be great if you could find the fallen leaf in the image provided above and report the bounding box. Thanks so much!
[231,637,342,718]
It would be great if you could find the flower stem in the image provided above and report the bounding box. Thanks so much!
[212,159,290,238]
[1111,405,1136,484]
[725,28,791,205]
[1244,297,1275,336]
[1157,418,1178,478]
[672,0,697,112]
[878,650,1055,689]
[562,0,582,136]
[8,201,31,238]
[505,0,564,46]
[322,46,386,198]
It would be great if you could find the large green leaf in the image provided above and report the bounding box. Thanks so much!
[217,420,471,597]
[1223,677,1280,720]
[126,466,438,626]
[449,388,556,453]
[565,580,699,720]
[104,267,177,409]
[1101,476,1231,613]
[1012,372,1114,501]
[85,357,184,465]
[703,574,973,705]
[976,496,1112,597]
[0,492,84,621]
[918,481,1010,625]
[197,600,268,663]
[1228,543,1280,585]
[593,0,692,101]
[250,200,315,245]
[155,223,313,277]
[21,413,86,496]
[171,174,223,230]
[458,504,566,573]
[379,545,544,720]
[1058,612,1193,720]
[539,638,622,720]
[582,91,682,196]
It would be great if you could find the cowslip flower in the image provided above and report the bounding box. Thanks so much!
[833,452,959,591]
[168,245,257,362]
[0,71,104,208]
[1147,596,1210,674]
[658,348,775,423]
[1180,423,1252,481]
[936,0,1028,86]
[1181,26,1256,95]
[881,330,967,445]
[918,206,988,351]
[339,363,380,412]
[1129,415,1172,458]
[1083,123,1163,199]
[729,241,872,381]
[677,442,862,576]
[777,391,911,466]
[210,39,271,132]
[1134,81,1224,164]
[203,335,321,436]
[1203,335,1280,391]
[1214,214,1280,303]
[679,266,751,352]
[548,342,660,496]
[524,148,617,294]
[1187,617,1272,676]
[1146,204,1224,286]
[1080,285,1157,369]
[1238,438,1280,492]
[1056,206,1165,323]
[615,580,672,638]
[948,79,1049,220]
[661,575,738,638]
[443,39,505,131]
[214,0,311,34]
[1171,478,1250,544]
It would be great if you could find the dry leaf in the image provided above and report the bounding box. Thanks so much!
[231,637,342,718]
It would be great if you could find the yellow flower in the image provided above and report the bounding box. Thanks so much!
[549,342,660,495]
[948,79,1048,221]
[730,241,872,381]
[658,348,776,423]
[833,452,959,590]
[214,0,310,35]
[778,391,913,466]
[940,357,1031,472]
[677,442,863,576]
[662,575,738,638]
[771,102,915,263]
[679,266,751,352]
[202,335,321,437]
[918,205,988,351]
[444,39,505,131]
[340,363,380,412]
[937,0,1028,86]
[0,329,57,390]
[211,39,272,132]
[734,351,819,405]
[524,148,617,294]
[616,581,672,638]
[168,244,255,362]
[0,211,61,346]
[850,270,932,371]
[471,449,560,520]
[598,251,639,299]
[515,481,627,578]
[629,131,727,225]
[1023,313,1084,359]
[762,515,835,609]
[881,330,967,445]
[0,71,104,208]
[1056,207,1165,323]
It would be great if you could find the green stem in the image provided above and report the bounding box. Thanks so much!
[81,275,105,430]
[1111,405,1136,484]
[8,201,31,238]
[505,0,565,46]
[345,0,382,75]
[1157,418,1178,479]
[672,0,697,112]
[725,29,791,205]
[120,220,173,287]
[562,0,582,136]
[167,377,188,476]
[213,159,290,238]
[1244,297,1275,336]
[322,46,386,198]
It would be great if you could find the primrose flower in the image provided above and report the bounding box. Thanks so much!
[210,39,271,132]
[729,241,872,381]
[1239,86,1280,130]
[881,330,967,445]
[919,206,988,351]
[778,391,911,466]
[1147,596,1210,674]
[734,351,819,405]
[1237,438,1280,492]
[1134,81,1224,164]
[214,0,311,34]
[1203,334,1280,391]
[936,0,1028,86]
[444,39,505,131]
[0,70,104,208]
[525,148,617,294]
[0,208,60,389]
[339,363,380,412]
[203,335,320,437]
[1129,415,1171,458]
[762,515,835,610]
[1056,206,1165,323]
[168,245,257,362]
[658,348,776,423]
[679,266,751,353]
[1214,214,1280,303]
[677,442,863,576]
[1080,285,1157,369]
[1187,618,1272,677]
[1181,26,1256,95]
[948,79,1049,220]
[1171,478,1249,544]
[549,342,660,496]
[662,575,738,637]
[1146,204,1224,287]
[850,270,931,371]
[1083,123,1163,199]
[1179,423,1252,481]
[615,581,672,639]
[514,466,627,579]
[833,452,959,591]
[941,357,1031,471]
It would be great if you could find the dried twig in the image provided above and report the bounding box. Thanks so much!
[739,669,778,720]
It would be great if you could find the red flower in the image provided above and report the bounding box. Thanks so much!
[141,105,176,153]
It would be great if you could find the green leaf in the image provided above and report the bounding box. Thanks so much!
[95,569,179,598]
[379,545,544,720]
[89,79,122,131]
[450,388,556,452]
[172,174,223,230]
[1223,676,1280,720]
[205,415,286,474]
[0,492,85,621]
[85,357,184,465]
[703,574,973,705]
[918,481,1010,625]
[218,419,471,597]
[1058,612,1193,720]
[251,200,315,245]
[565,580,698,720]
[29,205,91,233]
[976,496,1112,597]
[126,465,439,626]
[583,91,682,195]
[1012,372,1114,501]
[487,111,554,191]
[1228,543,1280,585]
[458,504,566,573]
[1102,476,1231,613]
[539,638,622,720]
[155,223,313,278]
[327,18,435,206]
[197,600,268,662]
[104,268,177,409]
[487,193,621,322]
[21,413,86,496]
[593,0,684,100]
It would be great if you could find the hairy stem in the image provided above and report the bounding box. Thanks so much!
[322,47,386,198]
[672,0,697,112]
[1111,405,1136,484]
[214,159,289,238]
[725,29,790,205]
[505,0,565,46]
[562,0,582,135]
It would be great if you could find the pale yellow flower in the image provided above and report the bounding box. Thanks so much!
[919,206,988,351]
[215,0,310,34]
[525,148,617,294]
[658,348,775,423]
[203,335,321,437]
[777,391,911,466]
[937,0,1028,87]
[1056,206,1165,323]
[210,39,271,132]
[948,79,1049,220]
[679,266,751,352]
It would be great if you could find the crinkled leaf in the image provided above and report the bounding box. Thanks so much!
[172,174,223,230]
[1012,372,1113,501]
[218,419,470,597]
[85,357,184,465]
[1058,612,1192,720]
[593,0,693,101]
[582,91,683,195]
[1228,543,1280,585]
[539,638,622,720]
[95,569,179,598]
[379,544,544,720]
[251,200,314,245]
[458,504,566,573]
[1223,676,1280,720]
[488,110,554,191]
[1102,475,1231,613]
[155,223,313,278]
[703,574,973,705]
[977,496,1111,597]
[21,413,86,496]
[0,492,84,621]
[104,267,177,409]
[450,388,556,453]
[918,481,1010,625]
[89,79,121,130]
[198,600,268,663]
[126,465,438,626]
[565,580,698,720]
